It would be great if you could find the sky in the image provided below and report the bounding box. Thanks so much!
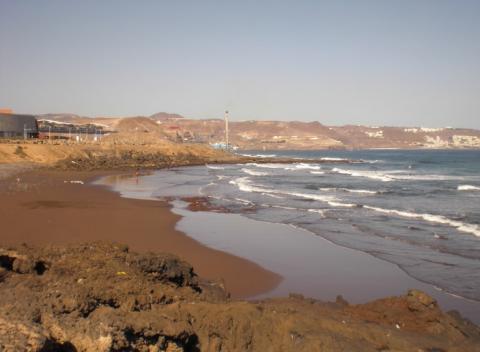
[1,0,479,128]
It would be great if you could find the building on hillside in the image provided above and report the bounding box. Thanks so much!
[0,113,39,139]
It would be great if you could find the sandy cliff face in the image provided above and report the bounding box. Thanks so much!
[1,243,479,351]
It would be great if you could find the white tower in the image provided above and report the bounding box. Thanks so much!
[224,110,229,150]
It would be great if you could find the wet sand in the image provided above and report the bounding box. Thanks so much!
[0,169,281,298]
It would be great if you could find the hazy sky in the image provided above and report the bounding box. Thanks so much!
[1,0,479,128]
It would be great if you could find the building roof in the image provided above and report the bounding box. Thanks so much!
[0,113,38,133]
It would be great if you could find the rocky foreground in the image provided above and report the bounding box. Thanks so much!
[0,139,353,171]
[0,243,479,351]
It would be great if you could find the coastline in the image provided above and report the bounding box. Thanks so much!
[97,165,480,324]
[0,168,281,299]
[1,163,480,350]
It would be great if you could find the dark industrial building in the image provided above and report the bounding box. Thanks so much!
[0,113,39,139]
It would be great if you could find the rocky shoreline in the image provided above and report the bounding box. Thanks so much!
[0,137,356,172]
[54,151,355,171]
[0,242,479,351]
[2,150,480,351]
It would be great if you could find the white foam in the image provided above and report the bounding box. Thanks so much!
[274,190,357,208]
[229,177,270,193]
[307,209,326,217]
[320,157,349,161]
[262,193,285,199]
[319,187,377,195]
[229,177,362,209]
[328,201,357,208]
[206,164,225,170]
[363,205,480,237]
[240,153,277,158]
[290,163,321,170]
[332,168,393,182]
[284,191,337,203]
[458,185,480,191]
[247,162,321,171]
[343,189,377,195]
[331,167,465,182]
[362,159,383,164]
[229,176,480,237]
[233,198,254,205]
[246,163,288,169]
[390,174,464,181]
[310,171,325,175]
[268,205,298,211]
[241,168,269,176]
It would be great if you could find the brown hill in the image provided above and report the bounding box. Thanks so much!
[149,111,185,121]
[114,116,163,133]
[32,113,480,150]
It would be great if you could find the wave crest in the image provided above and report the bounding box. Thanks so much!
[363,205,480,237]
[241,168,269,176]
[458,185,480,191]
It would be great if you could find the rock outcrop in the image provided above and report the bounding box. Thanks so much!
[0,243,479,351]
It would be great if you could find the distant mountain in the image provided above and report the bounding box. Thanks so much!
[32,112,480,149]
[149,112,184,121]
[158,119,480,149]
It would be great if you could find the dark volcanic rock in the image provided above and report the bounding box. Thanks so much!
[0,243,479,351]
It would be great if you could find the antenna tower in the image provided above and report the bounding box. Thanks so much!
[224,110,229,150]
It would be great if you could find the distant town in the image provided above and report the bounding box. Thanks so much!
[1,108,480,150]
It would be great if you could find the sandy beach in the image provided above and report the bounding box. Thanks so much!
[0,168,281,298]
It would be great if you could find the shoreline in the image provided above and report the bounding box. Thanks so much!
[2,160,480,321]
[0,167,281,299]
[97,166,480,324]
[170,198,480,324]
[2,163,480,350]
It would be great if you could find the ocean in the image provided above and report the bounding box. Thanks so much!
[99,149,480,321]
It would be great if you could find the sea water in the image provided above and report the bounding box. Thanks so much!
[99,149,480,320]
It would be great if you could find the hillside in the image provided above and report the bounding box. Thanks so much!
[34,113,480,150]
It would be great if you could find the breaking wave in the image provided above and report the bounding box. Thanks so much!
[206,164,225,170]
[228,176,480,237]
[239,153,277,158]
[286,163,321,170]
[228,178,360,209]
[318,187,377,195]
[363,205,480,237]
[331,168,467,182]
[246,163,288,169]
[320,157,349,162]
[458,185,480,191]
[246,162,321,171]
[331,168,393,182]
[241,168,269,176]
[229,177,271,193]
